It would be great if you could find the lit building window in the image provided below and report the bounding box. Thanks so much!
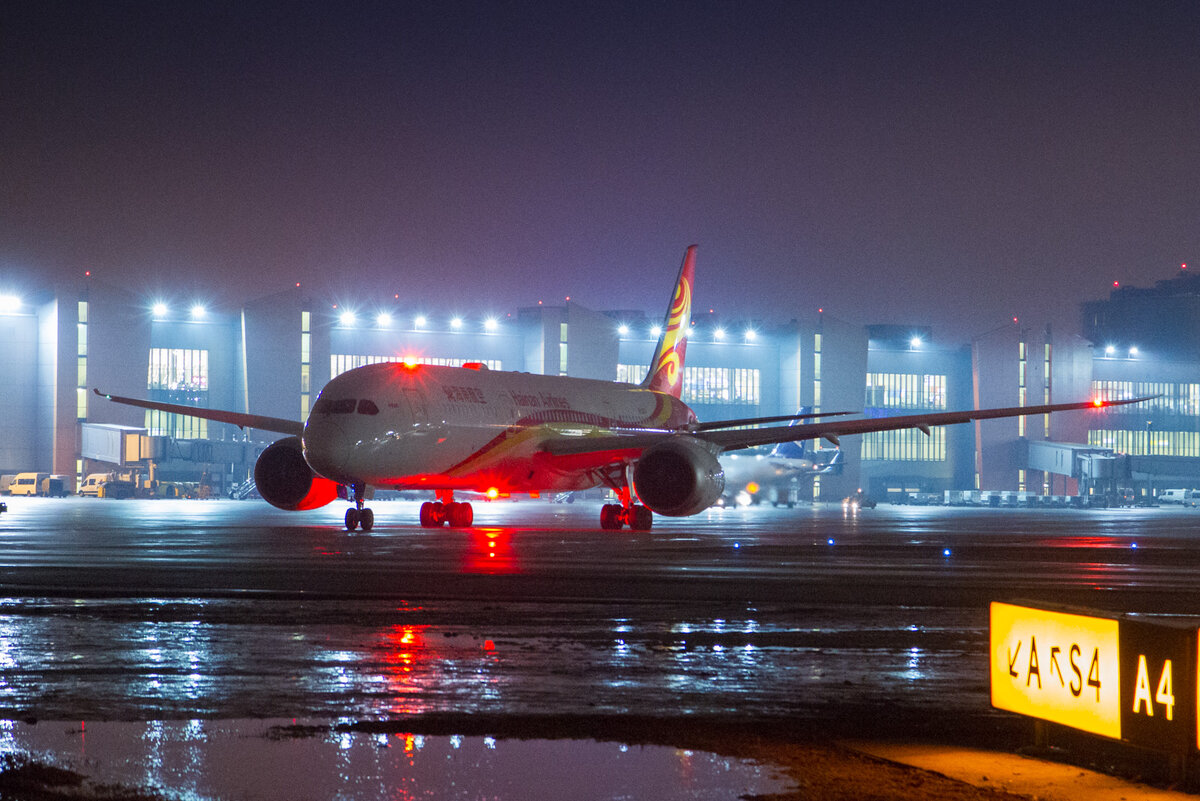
[617,364,761,407]
[861,427,947,462]
[864,373,947,410]
[146,348,209,438]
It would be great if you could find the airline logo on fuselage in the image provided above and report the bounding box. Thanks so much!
[510,391,570,410]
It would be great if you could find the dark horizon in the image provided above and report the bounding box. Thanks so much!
[4,1,1198,343]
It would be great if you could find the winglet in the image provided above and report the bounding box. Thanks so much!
[640,245,696,398]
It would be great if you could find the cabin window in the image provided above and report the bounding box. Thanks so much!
[357,399,380,415]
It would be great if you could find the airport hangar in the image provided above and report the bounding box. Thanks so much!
[1,268,1198,502]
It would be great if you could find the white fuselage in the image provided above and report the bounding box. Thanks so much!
[301,363,696,494]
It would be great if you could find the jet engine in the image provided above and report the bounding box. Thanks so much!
[633,437,726,516]
[253,436,340,511]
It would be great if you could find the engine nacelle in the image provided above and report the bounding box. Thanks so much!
[254,436,340,511]
[633,437,726,517]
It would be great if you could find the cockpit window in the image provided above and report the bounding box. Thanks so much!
[357,399,380,415]
[314,397,357,414]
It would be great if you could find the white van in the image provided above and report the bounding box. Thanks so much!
[9,472,49,496]
[1160,489,1200,506]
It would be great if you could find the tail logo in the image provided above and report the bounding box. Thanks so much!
[644,246,695,398]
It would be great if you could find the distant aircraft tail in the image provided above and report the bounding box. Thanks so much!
[640,245,696,399]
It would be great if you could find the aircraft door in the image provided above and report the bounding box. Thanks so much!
[403,388,429,423]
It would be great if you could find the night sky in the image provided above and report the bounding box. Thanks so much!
[4,1,1199,342]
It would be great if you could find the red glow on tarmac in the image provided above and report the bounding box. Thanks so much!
[463,528,520,575]
[483,639,495,651]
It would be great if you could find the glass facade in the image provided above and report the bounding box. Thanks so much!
[617,364,761,406]
[146,348,209,438]
[861,427,947,462]
[1090,380,1200,456]
[864,373,946,409]
[76,300,88,421]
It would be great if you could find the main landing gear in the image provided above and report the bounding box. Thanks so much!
[344,482,374,531]
[599,481,653,531]
[420,490,474,528]
[600,502,652,531]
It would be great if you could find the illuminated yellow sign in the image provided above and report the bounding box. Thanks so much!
[990,602,1121,739]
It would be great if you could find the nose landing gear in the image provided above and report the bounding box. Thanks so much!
[344,483,374,531]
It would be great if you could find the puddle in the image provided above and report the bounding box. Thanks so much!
[0,719,793,800]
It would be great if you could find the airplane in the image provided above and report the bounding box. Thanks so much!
[96,246,1150,532]
[718,436,842,508]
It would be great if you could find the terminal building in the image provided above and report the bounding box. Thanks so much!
[3,267,1199,503]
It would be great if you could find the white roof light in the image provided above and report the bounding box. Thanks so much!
[0,295,21,314]
[744,329,757,342]
[714,328,726,340]
[910,336,922,348]
[484,317,498,331]
[1128,346,1139,356]
[339,311,356,326]
[152,302,169,318]
[190,304,206,319]
[376,312,392,327]
[1105,345,1116,355]
[650,325,663,337]
[414,315,427,328]
[617,324,630,336]
[450,317,463,329]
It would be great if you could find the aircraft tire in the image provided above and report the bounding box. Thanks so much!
[419,502,439,528]
[360,508,374,531]
[600,504,622,530]
[631,505,653,531]
[345,508,360,531]
[447,502,473,528]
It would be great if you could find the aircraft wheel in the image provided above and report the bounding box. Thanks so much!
[600,504,623,530]
[447,502,474,528]
[345,508,360,531]
[631,505,653,531]
[359,508,374,531]
[419,501,439,528]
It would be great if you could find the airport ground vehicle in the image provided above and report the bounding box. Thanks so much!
[1159,489,1200,506]
[8,473,49,496]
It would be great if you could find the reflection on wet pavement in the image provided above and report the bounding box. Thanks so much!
[0,719,792,801]
[0,597,985,720]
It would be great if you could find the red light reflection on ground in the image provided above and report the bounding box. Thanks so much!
[462,528,521,575]
[1031,536,1134,550]
[379,624,432,716]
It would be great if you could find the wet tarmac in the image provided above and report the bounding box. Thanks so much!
[0,497,1198,797]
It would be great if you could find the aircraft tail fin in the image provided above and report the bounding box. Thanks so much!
[640,245,696,399]
[771,439,808,460]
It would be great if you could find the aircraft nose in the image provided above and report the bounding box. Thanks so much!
[302,415,349,479]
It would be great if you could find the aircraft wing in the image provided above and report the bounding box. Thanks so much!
[94,389,304,437]
[541,397,1151,457]
[699,396,1153,452]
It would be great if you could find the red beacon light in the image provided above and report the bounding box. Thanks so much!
[1092,398,1105,407]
